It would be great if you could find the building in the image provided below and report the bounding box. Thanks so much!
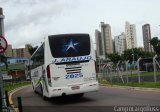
[114,33,126,55]
[12,46,31,58]
[95,29,103,58]
[100,22,113,57]
[142,24,152,52]
[125,21,137,49]
[5,44,12,57]
[5,44,31,58]
[7,57,29,64]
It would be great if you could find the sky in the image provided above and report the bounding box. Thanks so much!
[0,0,160,48]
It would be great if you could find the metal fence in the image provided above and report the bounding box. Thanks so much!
[97,56,160,84]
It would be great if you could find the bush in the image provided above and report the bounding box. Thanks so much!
[100,79,108,84]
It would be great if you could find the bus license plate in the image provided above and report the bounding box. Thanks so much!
[71,86,80,90]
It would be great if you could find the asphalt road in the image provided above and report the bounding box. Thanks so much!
[12,86,160,112]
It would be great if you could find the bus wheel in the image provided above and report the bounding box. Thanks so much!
[34,90,38,94]
[43,95,49,101]
[41,85,49,101]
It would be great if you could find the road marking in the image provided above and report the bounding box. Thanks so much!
[9,85,31,112]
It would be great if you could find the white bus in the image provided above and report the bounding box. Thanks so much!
[30,34,98,100]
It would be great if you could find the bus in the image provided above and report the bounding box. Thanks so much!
[30,34,99,100]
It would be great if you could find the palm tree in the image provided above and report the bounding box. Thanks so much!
[26,44,38,55]
[150,37,160,57]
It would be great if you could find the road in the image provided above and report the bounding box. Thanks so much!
[11,86,160,112]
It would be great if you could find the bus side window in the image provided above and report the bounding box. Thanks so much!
[30,43,44,69]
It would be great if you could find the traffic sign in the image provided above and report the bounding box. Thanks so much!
[0,36,7,53]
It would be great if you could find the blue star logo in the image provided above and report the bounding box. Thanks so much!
[62,39,79,55]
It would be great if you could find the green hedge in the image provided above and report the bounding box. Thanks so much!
[4,81,31,92]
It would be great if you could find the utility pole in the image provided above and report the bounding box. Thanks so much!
[0,7,5,36]
[0,7,5,111]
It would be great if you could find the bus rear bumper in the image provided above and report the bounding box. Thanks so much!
[48,82,99,97]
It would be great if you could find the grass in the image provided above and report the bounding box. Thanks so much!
[4,81,31,92]
[112,82,160,88]
[127,71,160,77]
[103,71,160,78]
[100,79,160,88]
[0,63,25,74]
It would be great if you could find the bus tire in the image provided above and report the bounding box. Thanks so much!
[43,95,49,101]
[78,93,84,97]
[34,90,38,94]
[41,85,49,101]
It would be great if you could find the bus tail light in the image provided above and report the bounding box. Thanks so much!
[46,65,52,86]
[47,65,51,78]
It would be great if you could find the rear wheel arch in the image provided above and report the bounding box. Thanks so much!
[40,83,49,101]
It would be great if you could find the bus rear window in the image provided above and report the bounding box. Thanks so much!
[49,34,91,58]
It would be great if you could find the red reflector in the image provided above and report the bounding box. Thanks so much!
[46,65,51,79]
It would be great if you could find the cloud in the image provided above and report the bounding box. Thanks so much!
[1,0,77,48]
[1,0,160,48]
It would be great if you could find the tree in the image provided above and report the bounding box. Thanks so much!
[108,53,122,64]
[150,37,160,56]
[0,54,8,69]
[26,44,38,55]
[122,48,154,63]
[123,48,139,62]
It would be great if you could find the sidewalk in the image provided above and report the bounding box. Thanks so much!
[8,85,31,112]
[101,84,160,92]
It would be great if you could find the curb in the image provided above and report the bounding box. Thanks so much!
[100,84,160,92]
[8,85,31,112]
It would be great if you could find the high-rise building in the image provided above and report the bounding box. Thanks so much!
[24,44,31,58]
[125,21,137,49]
[0,7,5,36]
[114,33,126,55]
[4,44,13,57]
[100,22,113,57]
[95,30,103,58]
[12,46,31,58]
[142,24,152,52]
[5,44,31,58]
